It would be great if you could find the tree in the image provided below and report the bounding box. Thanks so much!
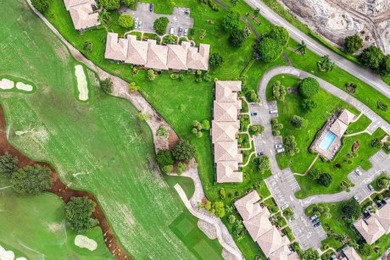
[301,99,317,112]
[100,0,120,10]
[377,176,389,189]
[118,14,134,29]
[255,156,270,174]
[359,244,373,256]
[228,214,236,224]
[153,17,169,35]
[341,199,361,220]
[100,78,113,94]
[0,153,18,178]
[156,125,168,137]
[318,173,332,187]
[299,77,320,98]
[284,135,299,156]
[214,201,225,218]
[358,45,384,71]
[201,119,210,131]
[380,55,390,75]
[99,9,111,25]
[209,53,224,69]
[232,220,244,238]
[272,81,286,102]
[300,249,319,260]
[82,41,93,53]
[267,26,289,46]
[156,150,174,168]
[172,139,196,162]
[257,38,283,63]
[221,11,241,33]
[290,115,305,129]
[129,82,139,92]
[65,196,98,233]
[147,69,156,81]
[122,0,136,8]
[162,165,173,174]
[229,29,247,47]
[344,34,363,54]
[32,0,50,13]
[317,55,335,72]
[249,125,264,136]
[11,165,52,195]
[177,162,187,174]
[296,40,307,55]
[308,168,321,180]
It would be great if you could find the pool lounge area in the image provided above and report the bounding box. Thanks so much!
[311,109,356,160]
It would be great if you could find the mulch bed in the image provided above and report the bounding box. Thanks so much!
[0,105,130,260]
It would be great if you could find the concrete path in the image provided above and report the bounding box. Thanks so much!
[244,0,390,99]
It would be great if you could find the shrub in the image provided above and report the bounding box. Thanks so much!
[177,162,187,174]
[267,26,289,46]
[0,153,18,178]
[219,188,226,199]
[318,173,332,187]
[228,214,236,224]
[118,14,134,29]
[249,125,264,136]
[209,53,224,69]
[221,11,241,33]
[153,17,169,35]
[214,201,225,218]
[32,0,50,13]
[162,165,173,174]
[82,41,93,53]
[299,77,320,98]
[100,78,113,94]
[255,156,270,174]
[371,138,383,148]
[301,99,317,112]
[65,197,98,233]
[272,81,286,101]
[308,169,321,180]
[100,0,120,10]
[284,135,299,156]
[172,139,196,162]
[129,82,139,92]
[121,0,136,8]
[201,119,210,131]
[156,125,168,137]
[257,38,283,63]
[156,150,174,168]
[344,34,363,54]
[290,115,305,129]
[229,29,247,47]
[341,199,361,221]
[11,165,52,195]
[147,69,156,81]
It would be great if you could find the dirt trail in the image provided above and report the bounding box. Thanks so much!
[0,105,130,260]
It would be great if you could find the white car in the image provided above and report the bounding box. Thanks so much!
[353,195,359,201]
[184,28,188,36]
[169,27,175,34]
[355,169,362,176]
[281,204,289,210]
[276,148,285,154]
[274,144,283,149]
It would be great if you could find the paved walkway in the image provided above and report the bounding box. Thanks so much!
[253,66,390,250]
[244,0,390,99]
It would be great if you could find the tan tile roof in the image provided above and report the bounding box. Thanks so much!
[124,35,148,65]
[214,141,242,163]
[234,191,262,221]
[330,119,348,137]
[269,245,299,260]
[216,161,243,183]
[338,109,355,125]
[213,101,239,122]
[187,44,210,71]
[68,3,100,30]
[354,217,386,244]
[211,121,239,143]
[63,0,94,10]
[243,207,273,240]
[375,203,390,233]
[342,246,362,260]
[145,40,168,70]
[104,33,128,62]
[166,42,190,71]
[257,227,290,257]
[215,81,242,103]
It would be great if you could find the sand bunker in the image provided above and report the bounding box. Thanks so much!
[0,79,14,90]
[16,82,33,92]
[75,65,89,101]
[0,244,16,260]
[74,235,97,251]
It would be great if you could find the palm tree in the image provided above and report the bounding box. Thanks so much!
[296,40,307,55]
[317,55,335,72]
[99,9,111,26]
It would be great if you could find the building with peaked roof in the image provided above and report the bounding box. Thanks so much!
[341,246,362,260]
[211,121,239,143]
[215,81,241,102]
[257,226,290,257]
[214,141,243,163]
[146,40,169,71]
[65,0,100,31]
[187,44,210,71]
[243,207,273,240]
[125,35,148,65]
[338,109,356,125]
[375,203,390,233]
[234,191,262,220]
[216,161,243,183]
[213,102,240,122]
[269,245,300,260]
[167,42,190,71]
[105,33,129,62]
[354,216,386,245]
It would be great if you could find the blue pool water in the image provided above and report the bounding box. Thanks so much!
[319,131,337,151]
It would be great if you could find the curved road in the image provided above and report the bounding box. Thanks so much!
[244,0,390,98]
[255,66,390,249]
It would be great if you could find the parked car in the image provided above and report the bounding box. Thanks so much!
[281,204,289,210]
[169,27,175,34]
[353,195,359,201]
[250,112,258,116]
[179,26,183,32]
[274,144,283,149]
[368,184,374,191]
[185,8,190,14]
[257,151,264,157]
[149,4,154,12]
[276,148,285,154]
[355,168,362,176]
[184,28,188,36]
[313,222,321,228]
[269,109,278,114]
[310,215,318,221]
[312,218,320,225]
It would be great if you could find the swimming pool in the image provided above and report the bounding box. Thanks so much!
[319,131,337,151]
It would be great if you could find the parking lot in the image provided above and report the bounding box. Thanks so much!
[122,3,194,36]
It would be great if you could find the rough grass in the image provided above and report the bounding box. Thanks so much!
[0,1,221,258]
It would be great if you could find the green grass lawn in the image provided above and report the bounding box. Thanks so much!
[0,1,222,258]
[0,185,112,259]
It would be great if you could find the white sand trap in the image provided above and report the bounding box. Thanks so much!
[0,244,15,260]
[75,65,89,101]
[0,79,14,90]
[16,82,33,92]
[16,258,27,260]
[74,235,97,251]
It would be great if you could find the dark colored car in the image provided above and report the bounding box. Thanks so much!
[149,4,154,12]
